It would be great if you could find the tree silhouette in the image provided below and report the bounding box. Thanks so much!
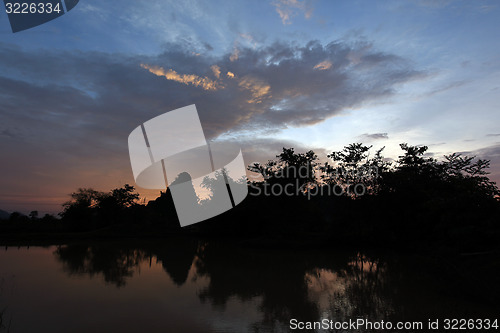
[60,184,141,229]
[248,147,319,193]
[322,143,389,196]
[4,141,496,252]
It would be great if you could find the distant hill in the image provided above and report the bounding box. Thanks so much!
[0,209,10,220]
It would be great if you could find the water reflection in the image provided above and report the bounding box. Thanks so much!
[1,240,497,333]
[55,244,144,287]
[54,239,199,287]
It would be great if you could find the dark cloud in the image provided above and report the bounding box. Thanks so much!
[486,133,500,137]
[425,80,467,96]
[474,144,500,158]
[0,128,17,139]
[236,137,329,165]
[455,144,500,186]
[472,144,500,186]
[0,39,423,211]
[203,42,214,51]
[0,39,424,139]
[359,133,389,140]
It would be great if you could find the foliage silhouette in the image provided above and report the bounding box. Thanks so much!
[2,143,499,252]
[248,147,319,193]
[60,184,144,230]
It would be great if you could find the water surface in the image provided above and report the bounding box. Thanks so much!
[0,240,497,332]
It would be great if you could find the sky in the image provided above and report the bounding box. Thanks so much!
[0,0,499,214]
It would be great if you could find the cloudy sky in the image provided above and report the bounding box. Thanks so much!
[1,0,499,213]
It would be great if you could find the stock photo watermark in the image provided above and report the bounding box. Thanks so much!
[128,104,248,227]
[3,0,80,33]
[247,163,379,199]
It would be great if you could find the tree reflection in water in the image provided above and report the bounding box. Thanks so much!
[54,238,198,288]
[193,244,399,332]
[53,240,498,332]
[54,244,145,287]
[305,253,393,326]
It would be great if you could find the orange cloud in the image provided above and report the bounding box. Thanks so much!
[211,65,221,78]
[313,60,332,70]
[230,47,239,62]
[273,0,313,25]
[140,64,221,91]
[142,64,270,103]
[238,76,271,103]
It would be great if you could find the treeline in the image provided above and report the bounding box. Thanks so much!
[1,143,499,250]
[227,143,500,250]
